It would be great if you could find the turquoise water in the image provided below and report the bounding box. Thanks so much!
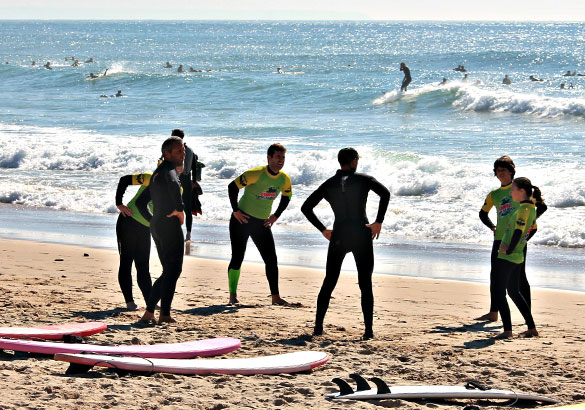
[1,21,584,289]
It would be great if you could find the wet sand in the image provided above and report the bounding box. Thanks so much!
[0,238,584,409]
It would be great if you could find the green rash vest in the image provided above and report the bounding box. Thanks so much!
[498,201,536,264]
[234,165,293,219]
[127,173,153,227]
[481,183,518,241]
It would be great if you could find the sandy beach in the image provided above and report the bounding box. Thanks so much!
[0,237,584,409]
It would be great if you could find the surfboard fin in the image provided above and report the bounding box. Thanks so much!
[65,363,94,375]
[465,380,489,391]
[332,377,354,396]
[349,373,371,391]
[371,377,391,394]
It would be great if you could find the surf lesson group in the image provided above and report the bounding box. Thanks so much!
[115,128,546,342]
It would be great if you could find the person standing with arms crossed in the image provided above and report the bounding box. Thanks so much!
[301,148,390,340]
[138,137,185,324]
[227,143,293,306]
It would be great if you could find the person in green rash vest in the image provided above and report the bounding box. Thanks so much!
[494,177,542,339]
[227,143,294,306]
[115,172,153,311]
[477,156,547,322]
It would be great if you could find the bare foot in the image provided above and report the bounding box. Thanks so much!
[229,294,240,305]
[126,301,139,311]
[158,315,177,324]
[138,310,155,324]
[495,331,513,339]
[519,328,539,337]
[475,312,498,322]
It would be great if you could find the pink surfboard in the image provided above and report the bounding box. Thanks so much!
[0,322,107,340]
[0,337,240,359]
[55,351,330,375]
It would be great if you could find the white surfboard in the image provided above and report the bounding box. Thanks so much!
[55,350,329,375]
[328,375,558,403]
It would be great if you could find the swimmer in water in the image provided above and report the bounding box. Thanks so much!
[276,67,283,74]
[177,64,184,73]
[439,77,448,85]
[72,59,80,67]
[462,74,469,82]
[529,75,543,82]
[44,62,52,70]
[87,68,108,79]
[454,65,467,72]
[502,75,511,85]
[165,62,172,68]
[31,61,36,66]
[85,57,94,63]
[563,70,575,77]
[560,83,566,89]
[115,90,123,97]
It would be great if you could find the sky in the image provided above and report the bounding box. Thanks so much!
[1,0,585,21]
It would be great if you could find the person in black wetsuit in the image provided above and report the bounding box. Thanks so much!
[115,171,153,310]
[301,148,390,340]
[400,62,411,92]
[137,136,185,324]
[171,129,202,242]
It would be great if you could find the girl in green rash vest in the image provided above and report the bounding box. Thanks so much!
[494,177,542,339]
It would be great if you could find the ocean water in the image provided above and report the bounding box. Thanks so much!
[1,21,584,290]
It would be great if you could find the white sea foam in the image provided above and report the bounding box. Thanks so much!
[1,124,584,248]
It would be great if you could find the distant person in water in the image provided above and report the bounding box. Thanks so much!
[85,57,94,63]
[568,83,574,89]
[454,65,467,72]
[177,65,184,73]
[560,83,566,89]
[439,77,448,85]
[399,62,411,92]
[462,74,469,82]
[529,75,543,82]
[189,66,200,72]
[165,62,172,68]
[563,70,575,77]
[87,69,107,79]
[502,75,511,85]
[72,59,80,67]
[44,62,52,70]
[115,90,123,97]
[276,67,283,74]
[31,61,36,66]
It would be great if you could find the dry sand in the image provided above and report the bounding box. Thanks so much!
[0,237,584,409]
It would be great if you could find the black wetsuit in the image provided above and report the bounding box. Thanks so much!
[136,160,184,316]
[301,169,390,336]
[227,180,290,295]
[400,65,412,92]
[115,175,152,304]
[179,143,198,234]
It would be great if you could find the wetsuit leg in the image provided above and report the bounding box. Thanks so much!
[315,232,348,331]
[146,218,184,316]
[351,228,375,333]
[116,215,135,303]
[506,262,535,329]
[180,174,193,234]
[518,246,531,308]
[494,258,515,332]
[133,220,152,304]
[228,215,250,271]
[489,240,501,313]
[249,218,279,295]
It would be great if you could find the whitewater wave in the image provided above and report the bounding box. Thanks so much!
[374,81,585,119]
